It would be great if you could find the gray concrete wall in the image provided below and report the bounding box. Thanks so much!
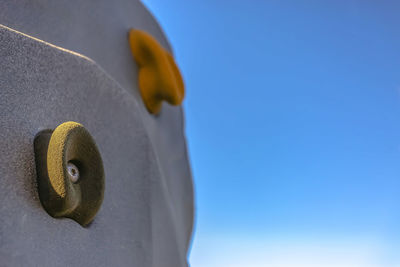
[0,1,193,266]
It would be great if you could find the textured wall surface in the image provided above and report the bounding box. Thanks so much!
[0,1,193,266]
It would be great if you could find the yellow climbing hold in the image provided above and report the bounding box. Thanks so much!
[36,121,105,226]
[128,29,185,114]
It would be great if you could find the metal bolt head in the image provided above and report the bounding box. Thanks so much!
[67,162,80,183]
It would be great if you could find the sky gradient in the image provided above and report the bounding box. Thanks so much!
[143,1,400,266]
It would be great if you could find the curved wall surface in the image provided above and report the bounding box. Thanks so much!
[0,1,194,266]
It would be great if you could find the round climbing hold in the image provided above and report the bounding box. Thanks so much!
[34,121,105,226]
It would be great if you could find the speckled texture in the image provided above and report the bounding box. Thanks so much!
[35,121,105,226]
[0,2,195,262]
[0,21,192,267]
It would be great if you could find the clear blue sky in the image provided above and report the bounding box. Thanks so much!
[143,1,400,266]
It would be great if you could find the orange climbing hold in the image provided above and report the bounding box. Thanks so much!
[128,29,185,114]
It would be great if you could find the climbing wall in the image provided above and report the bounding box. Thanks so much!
[0,1,194,266]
